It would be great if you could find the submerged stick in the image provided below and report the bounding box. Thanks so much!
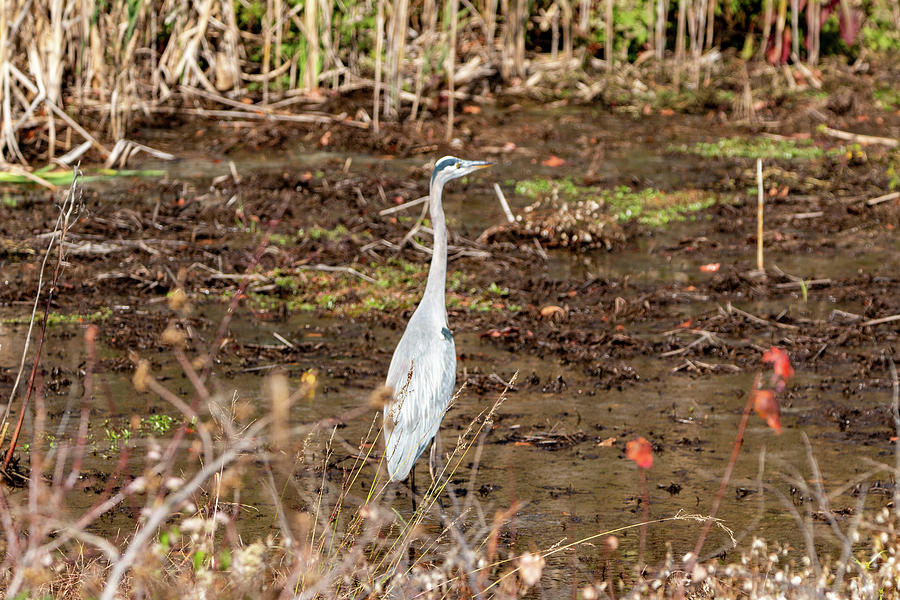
[756,158,764,272]
[820,126,900,147]
[494,183,515,223]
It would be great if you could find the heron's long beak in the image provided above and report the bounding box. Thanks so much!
[461,159,494,170]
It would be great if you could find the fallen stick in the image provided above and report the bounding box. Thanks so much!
[861,314,900,327]
[866,191,900,206]
[297,264,377,283]
[727,302,799,330]
[819,126,899,148]
[790,52,822,88]
[165,106,369,129]
[379,195,428,216]
[494,183,515,223]
[45,100,109,156]
[756,158,764,272]
[104,139,175,168]
[775,278,831,289]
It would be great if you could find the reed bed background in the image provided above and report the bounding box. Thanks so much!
[1,0,899,167]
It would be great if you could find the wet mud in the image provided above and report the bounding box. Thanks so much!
[0,102,898,578]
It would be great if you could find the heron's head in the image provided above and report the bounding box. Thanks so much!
[430,156,493,188]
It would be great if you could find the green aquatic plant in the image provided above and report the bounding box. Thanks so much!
[672,137,840,161]
[603,186,717,226]
[0,167,165,186]
[515,175,718,228]
[487,282,509,296]
[515,176,579,199]
[143,414,176,436]
[299,224,350,242]
[2,307,112,326]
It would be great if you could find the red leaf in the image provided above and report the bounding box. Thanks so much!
[762,347,794,380]
[752,389,782,434]
[541,155,566,167]
[626,437,654,469]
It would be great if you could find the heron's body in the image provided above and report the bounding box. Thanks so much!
[383,156,491,483]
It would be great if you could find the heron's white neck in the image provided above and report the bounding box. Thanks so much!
[420,178,448,322]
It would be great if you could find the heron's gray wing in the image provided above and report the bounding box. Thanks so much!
[383,330,456,481]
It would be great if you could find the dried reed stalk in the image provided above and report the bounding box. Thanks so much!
[760,0,774,60]
[605,0,614,69]
[373,0,385,133]
[446,0,459,142]
[305,0,319,91]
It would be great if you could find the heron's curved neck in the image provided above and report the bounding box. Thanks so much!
[421,178,448,320]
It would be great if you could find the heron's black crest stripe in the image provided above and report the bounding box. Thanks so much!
[430,157,458,187]
[441,327,453,341]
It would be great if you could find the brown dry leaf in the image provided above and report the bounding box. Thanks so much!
[462,105,482,114]
[540,305,565,318]
[541,155,565,167]
[597,436,617,447]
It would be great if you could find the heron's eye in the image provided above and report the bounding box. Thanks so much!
[455,162,461,169]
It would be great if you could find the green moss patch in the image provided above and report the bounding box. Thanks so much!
[515,176,717,228]
[2,307,112,326]
[239,259,520,316]
[670,136,841,161]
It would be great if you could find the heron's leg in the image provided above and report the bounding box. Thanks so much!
[409,465,417,514]
[429,435,446,512]
[428,437,438,483]
[407,466,418,564]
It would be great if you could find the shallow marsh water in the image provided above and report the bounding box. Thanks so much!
[0,105,898,585]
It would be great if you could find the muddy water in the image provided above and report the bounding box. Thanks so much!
[0,304,893,574]
[1,107,898,581]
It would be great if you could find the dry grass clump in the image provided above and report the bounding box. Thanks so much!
[615,510,900,599]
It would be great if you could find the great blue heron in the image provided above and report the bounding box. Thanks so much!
[383,156,493,502]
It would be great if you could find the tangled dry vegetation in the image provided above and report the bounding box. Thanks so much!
[3,0,900,173]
